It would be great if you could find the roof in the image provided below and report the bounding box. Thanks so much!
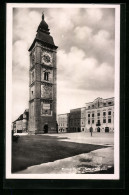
[29,13,58,51]
[85,97,114,105]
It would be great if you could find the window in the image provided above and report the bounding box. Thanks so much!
[97,113,100,116]
[44,72,49,81]
[92,120,94,124]
[88,120,90,124]
[88,106,90,109]
[108,102,112,105]
[103,103,106,106]
[88,114,90,117]
[103,119,106,123]
[92,105,94,109]
[32,72,34,82]
[103,112,106,116]
[92,113,94,117]
[108,118,111,123]
[108,111,111,115]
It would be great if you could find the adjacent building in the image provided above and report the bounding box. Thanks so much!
[57,97,114,133]
[85,97,114,132]
[12,109,29,133]
[57,113,70,133]
[69,107,86,133]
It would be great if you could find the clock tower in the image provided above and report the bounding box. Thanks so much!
[28,13,58,134]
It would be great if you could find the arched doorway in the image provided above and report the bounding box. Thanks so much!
[44,124,48,133]
[97,127,100,132]
[78,127,80,132]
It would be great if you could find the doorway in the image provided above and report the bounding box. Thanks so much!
[44,124,48,133]
[97,127,100,132]
[78,127,80,132]
[105,127,109,133]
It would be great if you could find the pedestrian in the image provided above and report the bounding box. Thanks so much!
[90,126,93,137]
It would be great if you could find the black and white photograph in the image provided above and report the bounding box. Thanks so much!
[6,3,120,180]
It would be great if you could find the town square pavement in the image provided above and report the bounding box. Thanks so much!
[17,132,114,174]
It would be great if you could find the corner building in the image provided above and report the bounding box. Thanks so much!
[85,97,114,132]
[28,14,58,134]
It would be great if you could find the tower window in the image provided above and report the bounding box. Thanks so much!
[32,72,34,82]
[44,72,49,81]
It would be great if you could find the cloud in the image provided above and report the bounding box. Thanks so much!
[74,26,92,41]
[86,8,103,23]
[57,47,114,91]
[13,8,41,46]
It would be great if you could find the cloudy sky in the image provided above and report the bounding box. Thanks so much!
[12,6,115,121]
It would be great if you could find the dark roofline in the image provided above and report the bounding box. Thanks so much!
[58,113,70,116]
[86,97,115,105]
[28,38,58,51]
[70,107,86,111]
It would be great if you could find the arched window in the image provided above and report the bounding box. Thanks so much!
[44,71,49,81]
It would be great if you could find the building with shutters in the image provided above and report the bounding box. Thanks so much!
[85,97,114,132]
[57,97,114,133]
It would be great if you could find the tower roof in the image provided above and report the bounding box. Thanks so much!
[29,13,58,51]
[37,13,50,34]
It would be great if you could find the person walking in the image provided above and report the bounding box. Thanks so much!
[90,126,93,137]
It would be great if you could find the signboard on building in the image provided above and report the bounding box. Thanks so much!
[43,104,50,110]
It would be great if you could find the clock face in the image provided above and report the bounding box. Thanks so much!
[41,52,52,65]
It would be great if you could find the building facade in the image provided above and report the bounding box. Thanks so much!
[57,97,114,133]
[12,109,29,133]
[28,14,58,134]
[57,113,70,133]
[69,107,86,133]
[85,97,114,132]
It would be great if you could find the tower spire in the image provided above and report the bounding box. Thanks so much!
[42,12,44,20]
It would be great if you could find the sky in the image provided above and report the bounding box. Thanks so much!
[12,7,115,121]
